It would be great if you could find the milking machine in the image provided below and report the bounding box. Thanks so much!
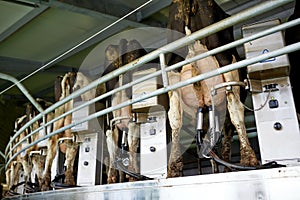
[132,68,168,179]
[129,67,168,179]
[198,19,300,169]
[66,101,105,186]
[196,104,224,159]
[50,129,78,188]
[243,19,300,166]
[108,68,168,180]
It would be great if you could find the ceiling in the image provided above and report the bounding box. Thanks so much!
[0,0,296,104]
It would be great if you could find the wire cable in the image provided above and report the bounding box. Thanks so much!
[235,90,271,112]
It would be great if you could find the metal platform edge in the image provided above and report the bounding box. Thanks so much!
[3,166,300,200]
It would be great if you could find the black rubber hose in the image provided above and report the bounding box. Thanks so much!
[212,155,256,170]
[115,159,153,180]
[50,173,80,189]
[210,150,285,171]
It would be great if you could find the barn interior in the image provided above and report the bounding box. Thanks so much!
[0,0,298,195]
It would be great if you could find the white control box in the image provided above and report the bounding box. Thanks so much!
[140,111,167,178]
[243,19,300,165]
[77,132,103,186]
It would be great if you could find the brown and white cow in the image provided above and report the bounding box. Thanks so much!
[5,115,28,195]
[166,0,259,177]
[6,74,78,192]
[5,98,54,195]
[40,71,104,190]
[39,72,75,191]
[103,39,136,183]
[103,39,159,183]
[26,98,54,192]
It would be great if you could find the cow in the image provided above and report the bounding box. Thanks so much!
[103,39,138,183]
[25,98,54,192]
[5,71,105,193]
[5,115,28,195]
[166,0,259,177]
[39,72,79,191]
[103,39,160,183]
[40,71,105,191]
[5,98,55,195]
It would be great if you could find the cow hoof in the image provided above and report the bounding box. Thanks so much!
[41,184,50,192]
[64,178,75,186]
[40,175,52,191]
[240,149,259,167]
[64,171,76,186]
[107,177,115,184]
[167,156,183,178]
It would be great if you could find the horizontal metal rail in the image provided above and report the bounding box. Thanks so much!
[5,0,296,168]
[0,73,44,113]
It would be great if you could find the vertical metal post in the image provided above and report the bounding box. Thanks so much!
[159,53,169,88]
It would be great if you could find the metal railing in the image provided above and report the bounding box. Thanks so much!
[4,0,299,169]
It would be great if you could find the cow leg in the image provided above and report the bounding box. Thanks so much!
[41,134,59,191]
[31,154,46,189]
[118,169,125,183]
[60,108,78,186]
[41,103,65,190]
[21,156,33,190]
[223,70,258,166]
[8,165,14,192]
[221,112,234,172]
[167,90,183,178]
[5,168,12,190]
[106,127,118,183]
[21,157,31,182]
[11,161,22,192]
[41,116,64,191]
[127,122,140,182]
[106,127,116,184]
[64,140,78,186]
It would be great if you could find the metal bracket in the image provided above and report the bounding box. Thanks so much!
[211,81,246,96]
